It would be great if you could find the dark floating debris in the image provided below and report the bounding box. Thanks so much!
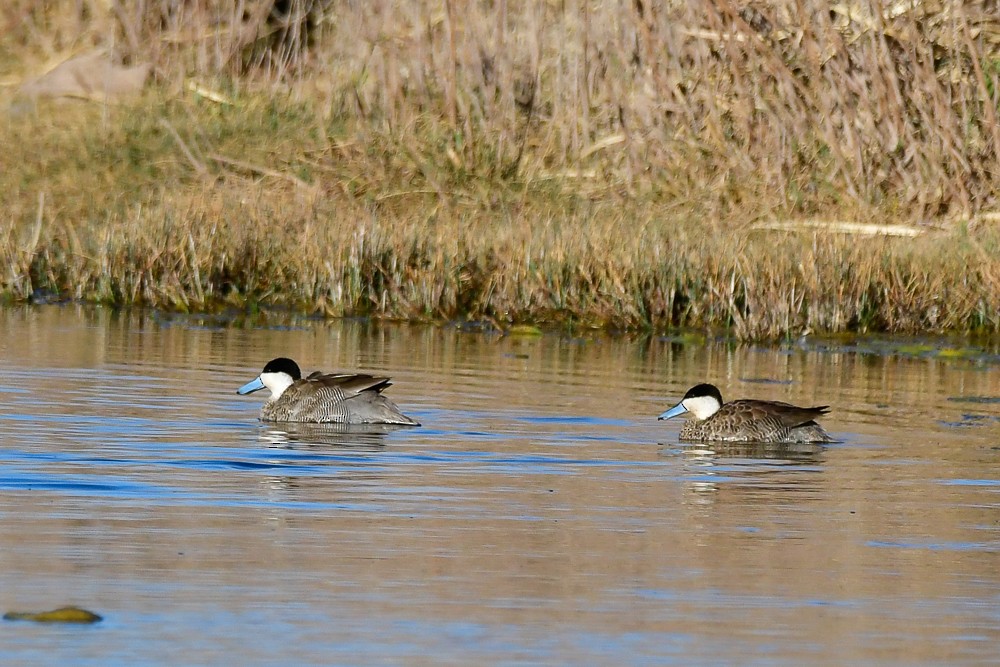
[739,377,794,385]
[937,414,1000,429]
[3,606,103,624]
[946,396,1000,404]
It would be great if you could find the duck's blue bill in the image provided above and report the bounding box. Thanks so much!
[657,402,687,421]
[237,376,265,395]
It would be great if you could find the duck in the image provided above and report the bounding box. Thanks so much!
[236,357,420,426]
[658,383,832,443]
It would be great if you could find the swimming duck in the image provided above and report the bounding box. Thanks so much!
[658,383,832,443]
[237,357,420,426]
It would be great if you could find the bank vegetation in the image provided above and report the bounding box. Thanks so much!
[2,1,1000,339]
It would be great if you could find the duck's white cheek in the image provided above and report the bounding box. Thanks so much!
[260,372,295,399]
[684,396,721,419]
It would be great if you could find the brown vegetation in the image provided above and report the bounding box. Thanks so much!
[2,1,1000,339]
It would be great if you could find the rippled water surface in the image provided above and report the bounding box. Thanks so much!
[2,306,1000,665]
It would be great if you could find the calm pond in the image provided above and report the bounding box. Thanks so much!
[1,306,999,665]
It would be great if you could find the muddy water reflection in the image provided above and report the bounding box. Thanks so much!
[1,306,999,664]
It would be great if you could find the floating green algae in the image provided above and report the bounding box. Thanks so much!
[3,606,103,624]
[936,347,977,359]
[506,324,544,336]
[893,344,938,356]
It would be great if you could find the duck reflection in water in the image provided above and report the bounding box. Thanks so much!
[258,422,410,451]
[663,436,828,508]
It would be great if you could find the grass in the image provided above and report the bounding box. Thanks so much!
[2,1,1000,339]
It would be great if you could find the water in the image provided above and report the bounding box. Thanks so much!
[1,306,999,665]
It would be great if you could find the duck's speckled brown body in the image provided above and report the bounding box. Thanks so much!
[677,399,832,443]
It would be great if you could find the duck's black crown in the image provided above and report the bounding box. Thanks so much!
[683,383,724,403]
[261,357,302,380]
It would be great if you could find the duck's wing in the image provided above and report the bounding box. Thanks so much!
[304,372,393,397]
[736,399,830,428]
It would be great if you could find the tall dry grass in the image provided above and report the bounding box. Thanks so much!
[3,1,1000,338]
[3,90,1000,339]
[6,0,1000,218]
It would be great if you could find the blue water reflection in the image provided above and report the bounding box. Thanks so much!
[1,307,1000,664]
